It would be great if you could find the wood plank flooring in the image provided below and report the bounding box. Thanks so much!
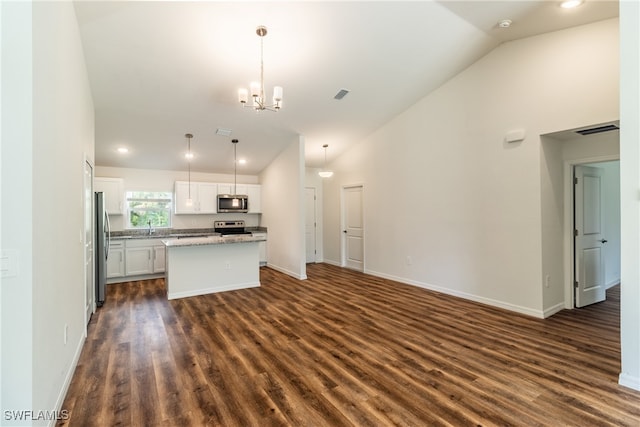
[58,263,640,426]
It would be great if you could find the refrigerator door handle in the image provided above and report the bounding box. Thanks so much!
[105,210,111,260]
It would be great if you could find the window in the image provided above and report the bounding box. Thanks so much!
[126,191,172,229]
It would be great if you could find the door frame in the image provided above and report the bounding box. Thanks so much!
[563,154,619,309]
[340,183,365,270]
[83,155,95,333]
[304,186,317,263]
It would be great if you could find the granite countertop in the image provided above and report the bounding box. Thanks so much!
[111,227,267,240]
[162,233,267,248]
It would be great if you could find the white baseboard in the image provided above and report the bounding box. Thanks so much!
[50,332,86,426]
[606,279,621,289]
[322,259,341,267]
[619,373,640,391]
[543,302,565,318]
[365,268,545,319]
[168,282,260,299]
[266,263,307,280]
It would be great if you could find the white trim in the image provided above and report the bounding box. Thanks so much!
[365,268,545,319]
[168,281,260,300]
[606,279,621,290]
[563,155,619,310]
[322,258,341,267]
[618,373,640,392]
[266,263,308,280]
[543,302,565,319]
[50,334,85,427]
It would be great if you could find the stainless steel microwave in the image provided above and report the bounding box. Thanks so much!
[217,194,248,213]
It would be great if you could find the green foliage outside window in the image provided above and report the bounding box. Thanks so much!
[126,191,172,228]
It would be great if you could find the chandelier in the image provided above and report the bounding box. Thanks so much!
[238,26,283,112]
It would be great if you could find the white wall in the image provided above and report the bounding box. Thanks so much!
[1,1,96,424]
[260,138,306,279]
[1,1,34,420]
[324,19,619,318]
[95,166,260,230]
[619,0,640,391]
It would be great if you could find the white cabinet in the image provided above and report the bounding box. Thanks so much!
[175,181,218,214]
[106,241,125,278]
[153,245,166,273]
[124,238,165,276]
[217,183,233,195]
[253,232,267,266]
[217,183,261,213]
[246,185,262,214]
[95,177,124,215]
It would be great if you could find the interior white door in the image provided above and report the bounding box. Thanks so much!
[305,187,317,263]
[84,160,94,325]
[343,185,364,271]
[574,165,606,308]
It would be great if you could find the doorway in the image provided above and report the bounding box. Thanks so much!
[341,184,364,271]
[568,159,620,308]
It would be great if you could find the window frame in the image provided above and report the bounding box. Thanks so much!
[125,191,173,229]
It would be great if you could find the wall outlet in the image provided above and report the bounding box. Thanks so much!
[64,324,68,345]
[224,261,231,270]
[406,256,412,266]
[545,274,550,288]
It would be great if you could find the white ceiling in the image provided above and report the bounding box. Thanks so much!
[74,0,618,175]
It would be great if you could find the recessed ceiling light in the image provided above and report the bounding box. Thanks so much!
[238,159,247,165]
[560,0,584,9]
[117,147,128,153]
[498,19,512,28]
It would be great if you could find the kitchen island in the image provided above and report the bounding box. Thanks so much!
[163,234,267,300]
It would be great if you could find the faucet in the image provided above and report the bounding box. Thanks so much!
[148,220,155,235]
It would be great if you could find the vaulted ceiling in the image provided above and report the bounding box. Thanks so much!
[74,1,618,175]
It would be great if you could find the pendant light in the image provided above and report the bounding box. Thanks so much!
[185,133,193,207]
[318,144,333,178]
[232,139,240,206]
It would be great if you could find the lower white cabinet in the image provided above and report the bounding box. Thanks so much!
[106,241,125,278]
[125,246,153,276]
[252,232,267,266]
[109,238,166,282]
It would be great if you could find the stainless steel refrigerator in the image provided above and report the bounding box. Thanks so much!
[95,192,110,307]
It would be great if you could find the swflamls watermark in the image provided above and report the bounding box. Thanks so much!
[4,410,70,421]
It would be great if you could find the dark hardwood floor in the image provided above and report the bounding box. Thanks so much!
[59,264,640,426]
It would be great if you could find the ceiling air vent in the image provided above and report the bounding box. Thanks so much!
[575,124,619,136]
[216,128,232,137]
[334,89,349,100]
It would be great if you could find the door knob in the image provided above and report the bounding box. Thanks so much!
[343,230,347,233]
[599,239,608,243]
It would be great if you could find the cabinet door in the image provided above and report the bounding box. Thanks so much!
[153,245,166,273]
[247,185,262,214]
[95,177,124,215]
[217,183,233,195]
[198,183,218,213]
[175,181,198,214]
[106,248,125,278]
[125,247,153,275]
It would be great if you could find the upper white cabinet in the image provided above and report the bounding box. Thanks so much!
[95,177,124,215]
[174,181,218,214]
[246,185,262,214]
[176,181,261,214]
